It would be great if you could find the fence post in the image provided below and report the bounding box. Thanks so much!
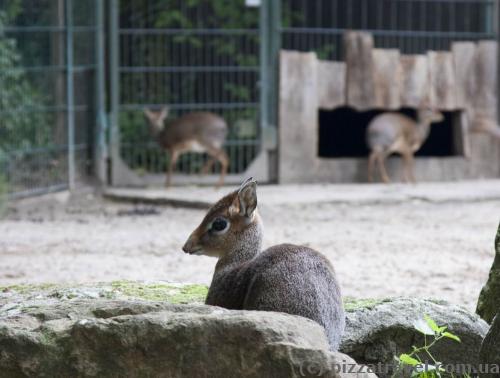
[65,0,75,189]
[94,0,107,184]
[268,0,281,136]
[259,0,280,149]
[109,0,120,186]
[495,0,500,141]
[259,0,269,135]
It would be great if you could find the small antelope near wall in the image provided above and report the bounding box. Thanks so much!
[279,32,500,184]
[367,109,444,183]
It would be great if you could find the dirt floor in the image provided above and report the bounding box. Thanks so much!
[1,184,498,311]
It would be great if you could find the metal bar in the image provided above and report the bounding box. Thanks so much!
[120,139,261,148]
[0,65,96,73]
[259,0,270,133]
[0,105,89,115]
[268,0,281,131]
[119,66,259,73]
[485,0,495,33]
[66,0,76,189]
[278,27,495,38]
[494,0,500,129]
[8,184,70,200]
[94,0,107,184]
[109,0,120,186]
[5,144,87,155]
[3,25,97,32]
[120,103,259,111]
[380,0,496,2]
[119,28,258,35]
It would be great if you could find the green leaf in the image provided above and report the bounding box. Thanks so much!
[442,331,461,343]
[399,354,420,366]
[424,314,440,333]
[413,318,434,335]
[437,326,447,333]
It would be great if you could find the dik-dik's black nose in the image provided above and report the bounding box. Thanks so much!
[182,237,199,254]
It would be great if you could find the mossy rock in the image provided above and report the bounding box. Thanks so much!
[0,281,208,315]
[476,222,500,324]
[1,282,388,313]
[343,297,390,311]
[108,280,208,303]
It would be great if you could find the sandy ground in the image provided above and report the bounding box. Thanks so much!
[1,185,498,311]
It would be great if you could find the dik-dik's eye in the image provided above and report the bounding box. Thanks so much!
[211,217,229,234]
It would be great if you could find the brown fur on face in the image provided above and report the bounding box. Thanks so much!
[182,182,262,258]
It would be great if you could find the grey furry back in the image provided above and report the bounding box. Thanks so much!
[241,243,346,350]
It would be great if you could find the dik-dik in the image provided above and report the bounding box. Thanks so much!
[366,109,444,183]
[182,178,345,350]
[144,107,229,187]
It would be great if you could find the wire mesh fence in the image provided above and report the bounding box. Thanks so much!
[116,1,261,176]
[281,0,497,59]
[0,0,97,198]
[1,0,498,195]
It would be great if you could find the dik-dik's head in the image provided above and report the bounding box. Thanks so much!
[418,108,444,124]
[143,107,169,133]
[182,178,263,258]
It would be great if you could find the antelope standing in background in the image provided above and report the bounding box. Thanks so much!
[144,107,229,188]
[366,109,444,183]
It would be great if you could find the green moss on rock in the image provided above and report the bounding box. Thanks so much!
[0,283,59,294]
[110,281,208,303]
[0,281,209,309]
[343,297,389,311]
[477,222,500,324]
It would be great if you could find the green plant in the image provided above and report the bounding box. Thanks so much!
[0,10,50,153]
[0,172,7,217]
[392,314,465,378]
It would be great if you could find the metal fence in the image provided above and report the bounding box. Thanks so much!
[113,0,261,177]
[1,0,498,196]
[0,0,100,197]
[280,0,497,58]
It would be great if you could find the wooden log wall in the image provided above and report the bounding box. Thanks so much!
[286,31,498,129]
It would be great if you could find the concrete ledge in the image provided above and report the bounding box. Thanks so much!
[104,179,500,208]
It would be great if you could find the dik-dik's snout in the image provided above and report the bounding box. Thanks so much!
[182,233,202,255]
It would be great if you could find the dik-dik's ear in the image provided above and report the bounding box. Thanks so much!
[233,178,257,218]
[143,108,154,120]
[159,107,169,121]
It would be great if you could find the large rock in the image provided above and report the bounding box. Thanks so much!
[480,314,500,377]
[1,283,488,377]
[341,297,489,377]
[0,282,375,378]
[477,222,500,324]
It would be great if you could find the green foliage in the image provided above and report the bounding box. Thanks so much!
[0,172,7,216]
[1,0,23,23]
[392,315,467,378]
[0,10,50,153]
[316,43,336,60]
